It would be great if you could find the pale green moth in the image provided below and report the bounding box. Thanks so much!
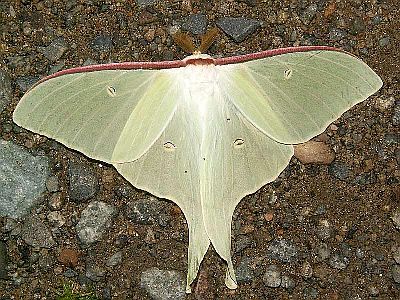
[13,45,382,292]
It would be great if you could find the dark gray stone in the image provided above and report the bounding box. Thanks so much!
[63,268,78,278]
[235,256,255,283]
[46,176,59,192]
[103,287,112,300]
[141,267,186,300]
[267,239,298,263]
[368,285,379,296]
[263,264,281,288]
[301,261,313,278]
[0,241,8,279]
[234,235,253,253]
[126,197,161,225]
[316,243,331,261]
[182,13,207,35]
[392,264,400,284]
[281,275,296,289]
[92,35,113,52]
[216,17,262,43]
[396,148,400,165]
[136,0,157,7]
[328,28,347,42]
[106,251,122,267]
[16,75,40,93]
[300,4,318,25]
[372,15,382,25]
[354,172,376,185]
[316,219,332,240]
[38,37,68,61]
[340,242,353,258]
[392,208,400,230]
[0,140,49,219]
[86,262,106,282]
[76,201,116,246]
[379,36,390,47]
[49,60,66,74]
[329,161,351,181]
[392,246,400,264]
[241,0,257,6]
[383,133,400,146]
[0,70,12,113]
[392,104,400,126]
[21,215,55,248]
[68,162,99,202]
[39,252,55,270]
[350,17,365,35]
[303,286,319,299]
[329,252,349,270]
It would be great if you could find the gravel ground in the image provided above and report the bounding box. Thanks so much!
[0,0,399,299]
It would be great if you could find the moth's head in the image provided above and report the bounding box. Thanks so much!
[182,53,214,65]
[172,27,220,56]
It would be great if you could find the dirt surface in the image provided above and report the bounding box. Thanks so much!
[0,0,399,299]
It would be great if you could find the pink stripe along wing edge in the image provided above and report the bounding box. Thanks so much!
[31,46,344,89]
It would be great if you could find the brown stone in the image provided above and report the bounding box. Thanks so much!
[57,248,79,267]
[294,141,335,164]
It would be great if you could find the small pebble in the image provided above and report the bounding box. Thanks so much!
[392,104,400,126]
[300,4,318,25]
[126,197,163,225]
[392,245,400,264]
[144,228,156,244]
[0,70,12,113]
[48,192,64,210]
[86,263,106,282]
[280,275,296,289]
[16,76,40,93]
[264,211,274,222]
[329,252,349,270]
[329,161,351,181]
[144,28,156,42]
[57,248,79,267]
[349,17,365,35]
[76,201,116,246]
[105,251,122,267]
[267,239,298,263]
[92,35,113,52]
[391,208,400,229]
[21,215,55,248]
[379,36,390,47]
[303,286,319,299]
[235,256,255,283]
[328,28,347,42]
[392,264,400,283]
[63,268,78,278]
[216,17,262,43]
[47,211,66,227]
[234,235,253,253]
[263,264,281,288]
[374,96,395,112]
[372,15,382,25]
[294,141,335,165]
[68,162,99,202]
[141,267,186,300]
[368,285,379,296]
[182,13,207,35]
[38,37,68,61]
[301,261,313,279]
[136,0,158,7]
[46,176,59,192]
